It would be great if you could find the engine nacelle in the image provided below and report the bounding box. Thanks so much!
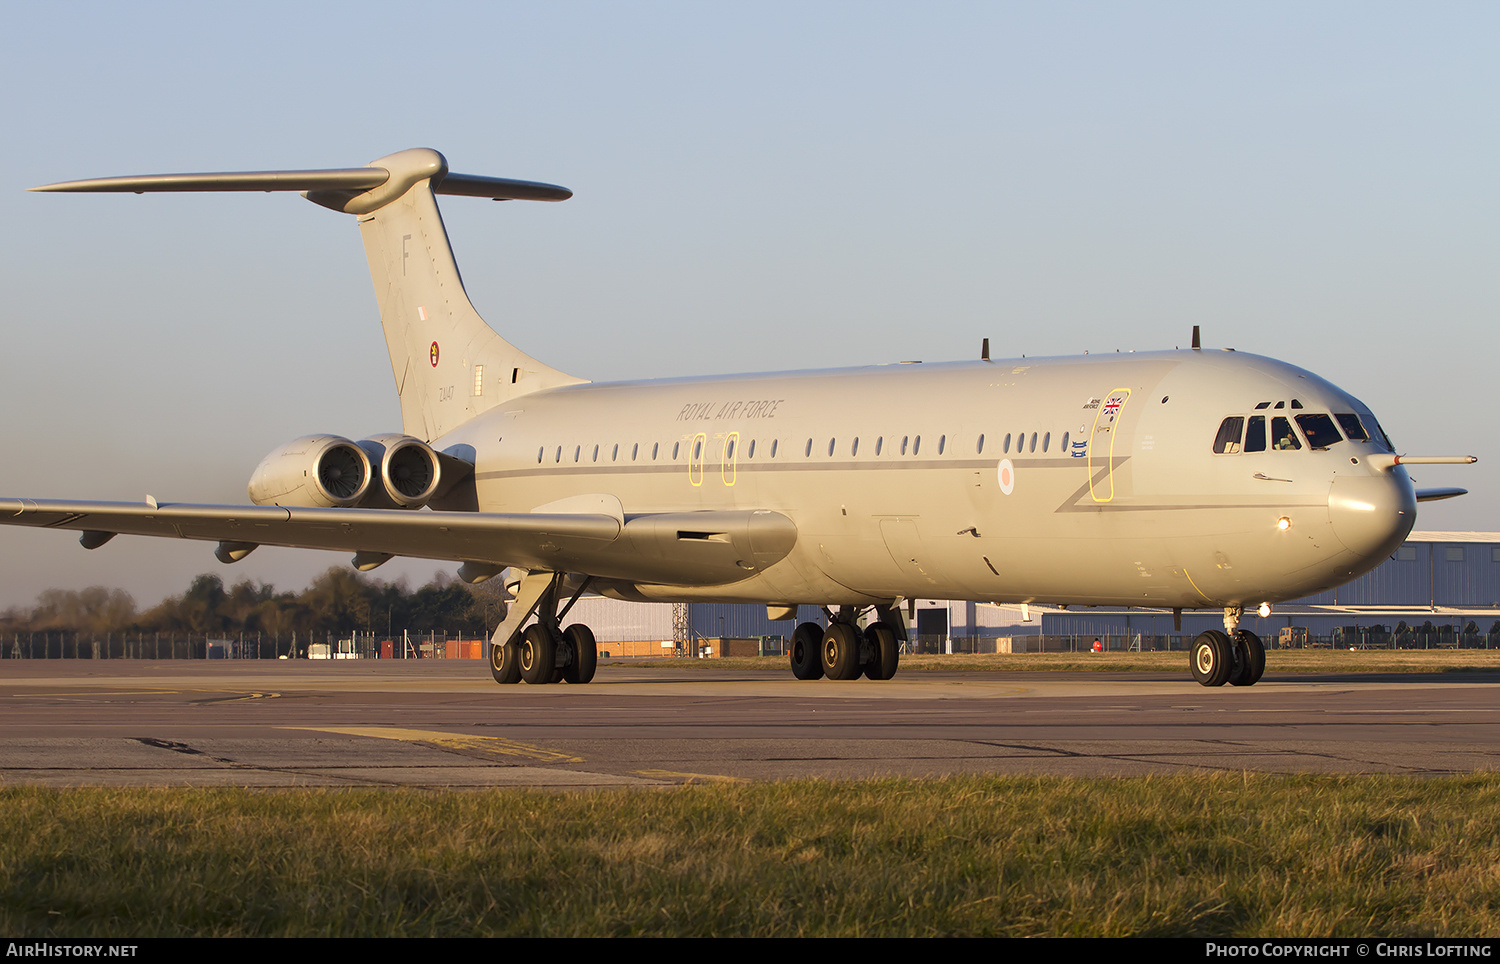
[248,435,373,508]
[357,434,443,509]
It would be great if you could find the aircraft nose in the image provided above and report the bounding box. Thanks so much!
[1327,473,1416,561]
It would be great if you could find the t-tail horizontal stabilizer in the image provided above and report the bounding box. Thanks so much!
[31,159,571,205]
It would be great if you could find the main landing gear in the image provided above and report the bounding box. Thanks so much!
[789,604,903,681]
[1189,606,1265,688]
[489,572,597,686]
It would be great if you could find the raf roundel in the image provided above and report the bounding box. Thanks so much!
[997,458,1015,496]
[429,341,440,367]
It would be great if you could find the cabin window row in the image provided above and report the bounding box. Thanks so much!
[535,430,1070,464]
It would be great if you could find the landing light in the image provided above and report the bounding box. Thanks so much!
[1276,516,1292,531]
[1258,602,1271,618]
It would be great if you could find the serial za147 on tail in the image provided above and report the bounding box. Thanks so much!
[4,148,1477,687]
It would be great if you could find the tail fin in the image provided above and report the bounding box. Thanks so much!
[33,147,585,441]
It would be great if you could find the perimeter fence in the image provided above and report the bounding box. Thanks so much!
[8,627,1496,660]
[0,630,482,660]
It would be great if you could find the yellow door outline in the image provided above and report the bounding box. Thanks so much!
[722,431,739,486]
[1088,387,1131,503]
[688,432,707,487]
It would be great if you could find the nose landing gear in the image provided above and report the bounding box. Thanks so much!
[1190,606,1266,687]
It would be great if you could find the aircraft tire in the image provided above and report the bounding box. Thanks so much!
[519,624,557,685]
[790,622,825,680]
[562,624,597,684]
[822,623,862,680]
[863,623,899,680]
[1229,630,1265,687]
[490,634,522,685]
[1190,630,1233,687]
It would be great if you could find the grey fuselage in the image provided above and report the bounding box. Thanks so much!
[435,347,1415,610]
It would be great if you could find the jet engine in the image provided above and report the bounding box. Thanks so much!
[248,435,373,508]
[357,434,444,509]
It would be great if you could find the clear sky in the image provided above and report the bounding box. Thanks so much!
[0,2,1495,610]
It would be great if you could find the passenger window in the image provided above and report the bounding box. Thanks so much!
[875,437,883,456]
[537,446,544,464]
[1271,417,1302,450]
[1003,434,1011,454]
[1061,431,1069,453]
[913,436,921,455]
[805,438,813,458]
[851,437,859,456]
[672,442,679,460]
[592,444,599,462]
[1030,432,1038,453]
[747,440,755,459]
[771,439,779,458]
[938,435,946,455]
[977,434,985,454]
[1244,416,1266,453]
[1042,432,1050,453]
[652,442,659,460]
[574,445,581,462]
[632,443,639,461]
[827,438,836,457]
[1335,413,1369,442]
[1213,417,1244,454]
[612,444,619,461]
[901,436,909,455]
[1294,414,1342,450]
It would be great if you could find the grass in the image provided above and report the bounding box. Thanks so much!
[619,649,1500,674]
[3,775,1500,937]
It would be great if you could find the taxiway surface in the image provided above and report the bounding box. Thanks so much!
[2,660,1496,787]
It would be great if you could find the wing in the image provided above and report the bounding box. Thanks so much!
[0,499,797,587]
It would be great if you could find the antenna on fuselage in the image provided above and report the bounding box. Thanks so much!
[981,337,990,361]
[1191,325,1201,350]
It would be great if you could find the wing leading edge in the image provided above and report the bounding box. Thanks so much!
[0,499,797,588]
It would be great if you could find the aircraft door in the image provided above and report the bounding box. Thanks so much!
[688,432,707,487]
[722,431,739,486]
[1088,388,1131,503]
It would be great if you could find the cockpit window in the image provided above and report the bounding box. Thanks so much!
[1372,418,1395,452]
[1213,417,1244,454]
[1335,413,1369,442]
[1295,414,1342,450]
[1245,416,1267,453]
[1271,417,1302,450]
